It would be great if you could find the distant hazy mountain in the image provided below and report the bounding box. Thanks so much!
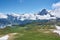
[0,9,57,29]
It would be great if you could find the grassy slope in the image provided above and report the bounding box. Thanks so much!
[0,24,60,40]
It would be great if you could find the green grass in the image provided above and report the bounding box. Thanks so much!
[0,24,59,40]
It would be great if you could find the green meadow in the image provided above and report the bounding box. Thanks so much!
[0,23,60,40]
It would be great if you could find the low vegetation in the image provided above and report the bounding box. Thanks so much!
[0,23,60,40]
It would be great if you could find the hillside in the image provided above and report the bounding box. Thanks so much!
[0,23,60,40]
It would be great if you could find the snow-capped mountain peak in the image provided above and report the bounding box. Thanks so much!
[38,9,48,15]
[0,9,57,29]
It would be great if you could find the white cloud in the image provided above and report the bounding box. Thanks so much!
[52,2,60,8]
[51,2,60,18]
[0,13,8,19]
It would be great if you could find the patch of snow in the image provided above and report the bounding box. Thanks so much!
[0,26,6,29]
[55,25,60,30]
[11,13,20,17]
[53,25,60,35]
[0,35,9,40]
[53,30,60,35]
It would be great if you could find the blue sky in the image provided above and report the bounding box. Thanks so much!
[0,0,60,14]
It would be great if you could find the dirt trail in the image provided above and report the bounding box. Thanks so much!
[8,33,18,40]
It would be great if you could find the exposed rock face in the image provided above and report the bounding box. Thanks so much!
[38,9,48,15]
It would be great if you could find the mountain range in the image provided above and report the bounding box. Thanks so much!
[0,9,59,29]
